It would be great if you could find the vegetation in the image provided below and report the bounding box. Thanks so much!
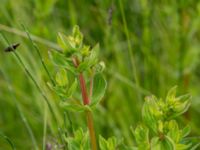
[1,0,200,149]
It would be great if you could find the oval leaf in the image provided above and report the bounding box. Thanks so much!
[90,73,107,107]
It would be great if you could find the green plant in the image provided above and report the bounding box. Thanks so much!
[1,1,200,149]
[132,86,200,150]
[48,25,106,150]
[48,26,200,150]
[2,23,199,150]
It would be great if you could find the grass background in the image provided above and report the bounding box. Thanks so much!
[1,0,200,149]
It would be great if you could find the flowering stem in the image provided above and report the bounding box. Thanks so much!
[79,73,90,105]
[72,57,97,150]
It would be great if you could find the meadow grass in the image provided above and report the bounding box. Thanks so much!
[0,0,200,149]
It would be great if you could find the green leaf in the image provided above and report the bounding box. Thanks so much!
[61,100,91,112]
[177,94,191,103]
[133,124,150,150]
[175,144,190,150]
[57,32,76,55]
[181,137,200,150]
[99,135,117,150]
[55,69,68,86]
[166,86,177,103]
[66,128,90,150]
[65,79,78,98]
[158,120,164,133]
[48,77,77,100]
[77,43,99,72]
[170,95,191,119]
[81,45,90,57]
[47,82,68,99]
[90,73,107,107]
[142,96,162,133]
[151,136,175,150]
[107,137,117,149]
[164,87,191,119]
[99,136,107,150]
[181,125,191,138]
[49,51,76,73]
[54,86,67,99]
[94,61,106,73]
[166,120,180,143]
[72,25,83,49]
[57,32,68,50]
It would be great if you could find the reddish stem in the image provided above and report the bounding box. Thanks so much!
[72,57,97,150]
[79,73,90,105]
[72,57,90,105]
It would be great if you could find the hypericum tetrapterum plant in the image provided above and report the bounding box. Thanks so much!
[48,26,199,150]
[132,86,200,150]
[48,25,106,150]
[2,25,199,150]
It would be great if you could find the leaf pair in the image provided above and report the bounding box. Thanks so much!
[165,87,191,119]
[57,25,83,56]
[48,69,77,100]
[61,73,107,112]
[99,136,117,150]
[132,86,198,150]
[65,128,90,150]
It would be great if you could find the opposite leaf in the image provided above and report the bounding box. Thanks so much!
[142,96,162,134]
[57,32,77,55]
[133,124,150,150]
[90,73,107,107]
[72,25,83,49]
[55,69,68,86]
[66,128,90,150]
[99,135,117,150]
[49,51,76,74]
[61,100,91,112]
[165,120,180,143]
[77,43,99,72]
[151,136,175,150]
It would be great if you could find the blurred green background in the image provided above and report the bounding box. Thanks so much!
[1,0,200,149]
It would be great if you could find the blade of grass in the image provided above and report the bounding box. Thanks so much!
[43,102,47,150]
[0,24,61,51]
[68,0,77,26]
[107,70,151,95]
[119,0,141,100]
[58,128,66,149]
[21,24,55,86]
[0,32,58,125]
[0,70,39,150]
[0,132,16,150]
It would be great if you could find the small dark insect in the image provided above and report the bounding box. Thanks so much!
[4,43,20,52]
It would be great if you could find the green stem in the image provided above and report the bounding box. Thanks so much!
[86,111,97,150]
